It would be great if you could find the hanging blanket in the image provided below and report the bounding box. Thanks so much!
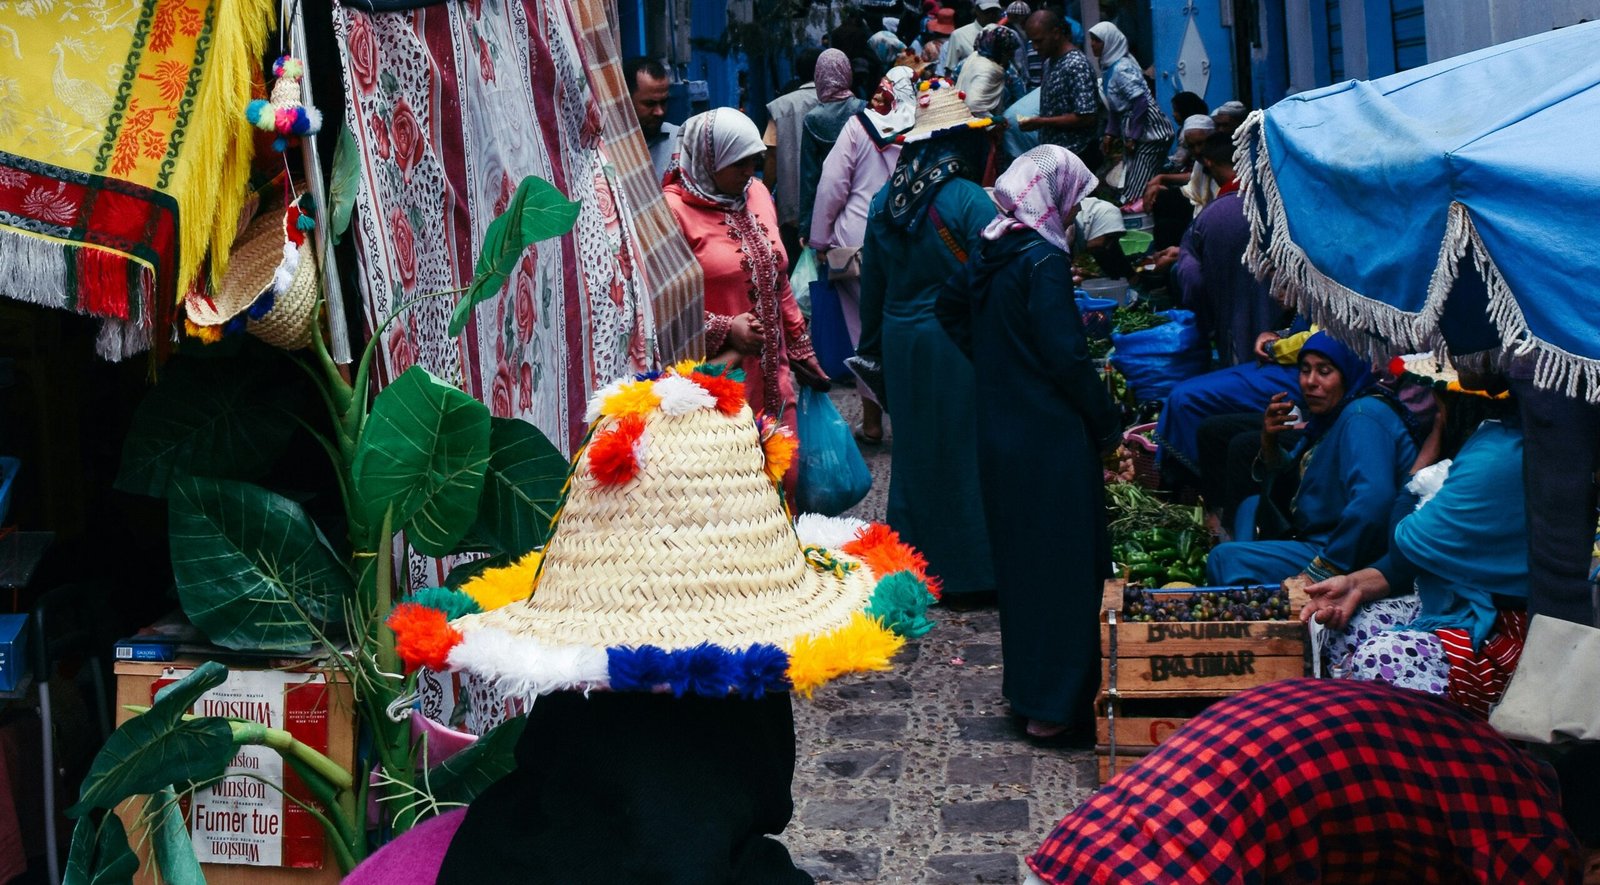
[0,0,272,359]
[335,0,657,588]
[569,0,704,361]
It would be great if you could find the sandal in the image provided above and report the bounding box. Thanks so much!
[853,426,884,446]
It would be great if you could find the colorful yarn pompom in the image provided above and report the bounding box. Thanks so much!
[409,586,482,620]
[690,371,747,416]
[588,413,647,486]
[600,379,662,418]
[606,644,674,692]
[865,572,937,638]
[387,603,463,673]
[736,644,792,698]
[460,549,544,611]
[684,643,743,697]
[757,416,798,483]
[786,612,903,697]
[184,318,224,344]
[654,373,716,415]
[842,523,943,599]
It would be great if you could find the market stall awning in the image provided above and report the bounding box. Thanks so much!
[1237,19,1600,400]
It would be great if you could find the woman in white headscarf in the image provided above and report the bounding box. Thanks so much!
[1089,21,1175,206]
[936,146,1122,745]
[808,66,916,444]
[663,108,829,493]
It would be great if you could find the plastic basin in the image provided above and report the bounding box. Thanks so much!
[1080,277,1131,306]
[1119,229,1154,257]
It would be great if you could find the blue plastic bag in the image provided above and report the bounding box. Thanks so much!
[808,279,853,381]
[794,387,872,516]
[1109,310,1209,402]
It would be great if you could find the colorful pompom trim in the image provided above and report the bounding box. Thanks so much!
[409,586,482,620]
[587,413,647,486]
[460,548,544,611]
[786,612,903,697]
[843,523,944,600]
[599,379,662,418]
[387,603,463,673]
[691,371,747,416]
[757,415,798,484]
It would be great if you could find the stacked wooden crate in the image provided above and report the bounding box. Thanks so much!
[1097,579,1311,783]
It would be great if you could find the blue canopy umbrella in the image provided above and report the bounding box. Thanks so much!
[1236,20,1600,400]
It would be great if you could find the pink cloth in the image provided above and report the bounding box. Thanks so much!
[807,117,902,252]
[814,49,855,103]
[344,808,467,885]
[663,178,810,491]
[982,145,1099,253]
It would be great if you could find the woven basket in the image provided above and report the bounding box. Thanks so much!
[453,402,879,650]
[1123,422,1160,491]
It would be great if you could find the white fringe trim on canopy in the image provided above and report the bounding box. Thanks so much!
[1235,110,1600,401]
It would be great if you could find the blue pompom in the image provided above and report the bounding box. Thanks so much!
[606,645,672,692]
[296,213,317,232]
[246,288,276,321]
[246,99,272,130]
[634,370,664,382]
[737,644,791,698]
[683,643,741,698]
[272,136,288,152]
[224,315,247,336]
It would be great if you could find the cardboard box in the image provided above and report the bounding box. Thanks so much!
[0,613,31,692]
[115,657,356,885]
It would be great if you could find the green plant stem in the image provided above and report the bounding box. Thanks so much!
[309,300,356,415]
[284,755,362,865]
[233,772,359,874]
[350,291,465,446]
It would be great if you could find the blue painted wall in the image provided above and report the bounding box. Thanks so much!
[1150,0,1238,119]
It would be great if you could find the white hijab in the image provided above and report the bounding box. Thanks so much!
[861,66,919,143]
[671,108,767,210]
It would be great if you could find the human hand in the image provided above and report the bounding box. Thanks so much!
[1151,246,1180,271]
[1254,331,1282,362]
[815,248,831,270]
[1017,115,1041,132]
[728,312,765,355]
[1101,135,1114,155]
[791,355,831,391]
[1142,180,1163,208]
[1124,138,1136,154]
[1262,392,1298,438]
[1299,574,1361,630]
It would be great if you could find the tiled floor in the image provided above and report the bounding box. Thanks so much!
[782,389,1096,883]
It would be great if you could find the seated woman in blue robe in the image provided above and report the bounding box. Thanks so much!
[1299,364,1529,717]
[1205,332,1417,587]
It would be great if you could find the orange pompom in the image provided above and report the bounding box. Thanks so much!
[588,413,646,486]
[758,417,798,484]
[842,523,943,599]
[386,603,462,673]
[690,371,747,416]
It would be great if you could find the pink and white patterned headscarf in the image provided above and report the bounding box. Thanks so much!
[814,49,855,103]
[981,145,1099,253]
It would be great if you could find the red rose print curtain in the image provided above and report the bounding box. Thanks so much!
[335,0,656,473]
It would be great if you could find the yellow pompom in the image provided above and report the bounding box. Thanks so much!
[786,612,903,697]
[600,379,662,418]
[671,359,700,376]
[461,549,544,611]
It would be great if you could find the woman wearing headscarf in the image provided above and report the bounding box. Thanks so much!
[1206,332,1418,588]
[957,23,1022,118]
[1088,21,1175,206]
[809,67,916,445]
[857,82,997,603]
[798,50,867,238]
[664,108,829,494]
[936,146,1121,743]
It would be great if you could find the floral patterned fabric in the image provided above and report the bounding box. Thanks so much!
[336,0,656,589]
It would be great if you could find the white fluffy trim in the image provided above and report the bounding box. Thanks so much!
[654,373,716,415]
[447,628,611,698]
[272,241,300,296]
[1406,459,1452,511]
[583,377,628,424]
[794,513,869,549]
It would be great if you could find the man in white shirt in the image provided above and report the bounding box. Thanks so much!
[626,57,679,181]
[943,0,1004,77]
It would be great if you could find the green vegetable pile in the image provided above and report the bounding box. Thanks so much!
[1113,303,1171,334]
[1106,483,1209,587]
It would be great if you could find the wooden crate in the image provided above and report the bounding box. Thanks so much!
[1100,579,1310,697]
[1094,695,1222,784]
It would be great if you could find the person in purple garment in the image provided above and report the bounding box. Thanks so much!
[1154,132,1289,367]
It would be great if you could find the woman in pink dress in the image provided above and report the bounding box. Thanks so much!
[663,108,829,493]
[808,66,917,444]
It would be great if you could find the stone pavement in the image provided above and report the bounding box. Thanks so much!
[782,389,1098,884]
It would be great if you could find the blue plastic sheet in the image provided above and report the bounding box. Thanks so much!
[1110,310,1209,402]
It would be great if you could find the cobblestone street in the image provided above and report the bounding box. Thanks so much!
[782,390,1098,883]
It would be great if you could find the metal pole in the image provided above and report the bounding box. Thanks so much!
[291,1,352,364]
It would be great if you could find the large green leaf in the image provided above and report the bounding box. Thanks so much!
[64,815,141,885]
[448,176,580,336]
[70,663,235,816]
[329,125,361,245]
[170,476,353,652]
[428,716,527,805]
[115,352,301,498]
[472,417,566,556]
[145,787,204,885]
[353,367,491,556]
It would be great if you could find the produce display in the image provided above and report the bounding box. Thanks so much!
[1106,483,1210,587]
[1120,584,1292,622]
[1112,302,1172,334]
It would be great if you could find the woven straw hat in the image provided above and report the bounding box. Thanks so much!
[185,193,319,350]
[1390,353,1511,400]
[899,78,995,143]
[386,364,943,700]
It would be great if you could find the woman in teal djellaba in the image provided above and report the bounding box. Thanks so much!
[857,81,996,601]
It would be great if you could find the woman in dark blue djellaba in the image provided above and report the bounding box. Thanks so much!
[937,145,1121,743]
[1206,331,1418,587]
